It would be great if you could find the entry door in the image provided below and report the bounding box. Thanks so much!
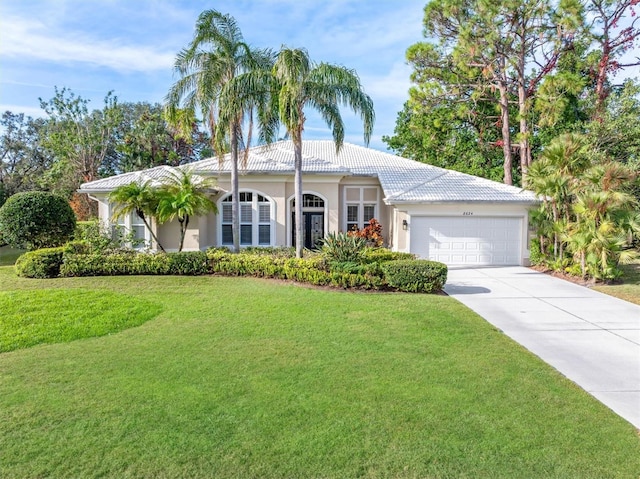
[292,212,325,249]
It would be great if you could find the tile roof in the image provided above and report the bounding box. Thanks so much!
[79,165,208,193]
[79,140,538,204]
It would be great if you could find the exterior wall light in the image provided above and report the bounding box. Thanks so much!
[402,219,408,230]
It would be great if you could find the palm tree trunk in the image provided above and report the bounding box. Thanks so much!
[293,134,304,259]
[142,216,166,253]
[178,217,188,252]
[230,126,240,253]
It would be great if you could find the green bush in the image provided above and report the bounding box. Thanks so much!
[206,249,385,290]
[529,238,543,265]
[362,248,415,263]
[60,251,211,277]
[0,191,76,250]
[320,232,367,263]
[166,251,210,275]
[381,260,448,293]
[15,247,66,278]
[242,246,296,258]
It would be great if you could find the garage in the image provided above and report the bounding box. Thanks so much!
[410,216,523,266]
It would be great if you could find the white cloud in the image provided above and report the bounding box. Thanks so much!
[362,62,413,104]
[0,15,175,72]
[0,104,46,118]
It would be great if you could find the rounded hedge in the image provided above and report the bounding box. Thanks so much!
[0,191,76,250]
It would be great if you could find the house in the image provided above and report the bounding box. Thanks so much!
[78,140,539,266]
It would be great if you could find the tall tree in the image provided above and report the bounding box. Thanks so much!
[268,47,374,258]
[586,0,640,117]
[39,87,122,218]
[166,9,273,253]
[397,0,579,184]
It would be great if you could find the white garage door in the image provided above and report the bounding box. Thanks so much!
[411,216,522,266]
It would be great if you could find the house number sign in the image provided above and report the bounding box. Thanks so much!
[462,211,474,216]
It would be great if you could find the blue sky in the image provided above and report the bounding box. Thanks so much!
[0,0,426,151]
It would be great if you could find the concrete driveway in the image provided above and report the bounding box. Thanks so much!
[444,266,640,429]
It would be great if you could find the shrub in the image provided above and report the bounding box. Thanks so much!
[60,251,211,277]
[166,251,210,275]
[242,246,296,258]
[0,191,76,250]
[320,232,367,263]
[362,248,415,263]
[15,247,66,278]
[381,260,448,293]
[529,238,543,265]
[348,218,384,247]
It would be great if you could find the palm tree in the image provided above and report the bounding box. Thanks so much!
[108,181,165,252]
[270,47,375,258]
[165,10,273,253]
[156,169,217,252]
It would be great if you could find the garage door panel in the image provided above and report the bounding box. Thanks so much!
[411,216,522,266]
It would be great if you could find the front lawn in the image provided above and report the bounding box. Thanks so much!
[1,266,639,478]
[594,260,640,305]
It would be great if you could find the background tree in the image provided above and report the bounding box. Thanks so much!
[388,0,580,184]
[166,9,273,253]
[112,103,209,174]
[268,47,374,258]
[0,191,76,250]
[156,169,217,252]
[586,0,640,117]
[0,112,49,206]
[39,88,122,219]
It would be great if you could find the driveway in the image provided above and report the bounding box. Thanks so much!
[444,266,640,429]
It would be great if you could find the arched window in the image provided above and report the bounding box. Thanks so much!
[220,191,273,246]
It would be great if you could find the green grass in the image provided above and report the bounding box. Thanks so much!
[0,245,25,266]
[1,267,639,478]
[0,289,161,352]
[594,260,640,305]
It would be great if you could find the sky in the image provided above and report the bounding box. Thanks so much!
[0,0,426,151]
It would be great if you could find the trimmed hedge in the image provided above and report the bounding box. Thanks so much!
[15,247,67,279]
[60,251,210,277]
[380,260,448,293]
[207,249,385,290]
[362,249,415,263]
[15,245,447,294]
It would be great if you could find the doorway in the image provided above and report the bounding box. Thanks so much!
[290,194,326,250]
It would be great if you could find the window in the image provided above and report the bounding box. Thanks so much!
[344,187,378,231]
[221,192,273,246]
[110,206,149,249]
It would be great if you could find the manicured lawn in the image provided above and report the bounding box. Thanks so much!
[1,267,639,478]
[594,260,640,305]
[0,245,25,266]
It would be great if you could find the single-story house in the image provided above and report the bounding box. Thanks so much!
[79,140,539,266]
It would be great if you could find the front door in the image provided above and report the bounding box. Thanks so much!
[292,212,325,249]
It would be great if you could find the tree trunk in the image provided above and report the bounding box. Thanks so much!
[139,213,165,253]
[230,126,240,253]
[518,82,532,182]
[293,133,304,259]
[178,217,188,252]
[498,82,514,185]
